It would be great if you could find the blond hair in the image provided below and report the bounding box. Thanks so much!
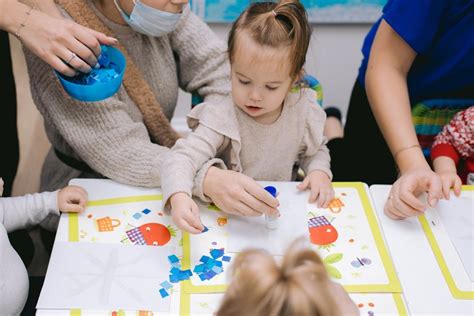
[227,0,312,80]
[216,239,340,316]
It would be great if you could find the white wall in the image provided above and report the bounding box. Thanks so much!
[173,23,372,120]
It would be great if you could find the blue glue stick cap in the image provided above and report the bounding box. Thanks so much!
[264,186,277,198]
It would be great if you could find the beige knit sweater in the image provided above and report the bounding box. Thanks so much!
[160,88,332,205]
[23,3,230,191]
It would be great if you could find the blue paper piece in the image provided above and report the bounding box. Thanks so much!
[97,46,110,67]
[193,264,205,273]
[168,254,180,264]
[211,266,223,274]
[215,261,223,267]
[202,226,209,233]
[205,270,217,279]
[200,256,211,263]
[142,208,151,215]
[132,212,142,220]
[160,281,173,290]
[222,256,231,262]
[159,288,169,298]
[178,272,188,281]
[170,267,181,275]
[198,273,208,281]
[210,249,224,259]
[169,274,180,283]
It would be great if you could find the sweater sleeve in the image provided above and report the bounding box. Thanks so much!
[431,107,474,163]
[23,49,168,188]
[0,192,59,233]
[160,124,227,206]
[170,6,231,104]
[298,95,333,180]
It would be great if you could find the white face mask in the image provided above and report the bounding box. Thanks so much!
[113,0,182,37]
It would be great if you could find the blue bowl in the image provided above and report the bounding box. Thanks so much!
[56,45,126,102]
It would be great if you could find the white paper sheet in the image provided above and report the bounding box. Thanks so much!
[227,185,308,255]
[436,196,474,281]
[37,242,175,311]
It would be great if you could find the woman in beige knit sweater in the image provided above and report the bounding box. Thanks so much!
[24,0,279,232]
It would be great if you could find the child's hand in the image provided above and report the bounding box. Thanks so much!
[438,171,462,199]
[297,170,334,208]
[58,185,88,213]
[433,156,462,199]
[170,192,204,234]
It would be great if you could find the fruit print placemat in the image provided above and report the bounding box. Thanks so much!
[181,182,401,294]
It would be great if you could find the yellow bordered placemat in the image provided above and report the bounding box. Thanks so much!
[419,186,474,300]
[178,292,408,316]
[181,182,401,294]
[68,194,163,242]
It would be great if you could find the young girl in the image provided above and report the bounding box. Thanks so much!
[216,238,358,316]
[160,0,334,233]
[0,178,87,315]
[431,106,474,197]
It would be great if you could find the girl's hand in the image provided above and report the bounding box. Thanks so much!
[384,168,443,220]
[57,185,88,213]
[203,167,280,217]
[170,192,204,234]
[297,170,334,208]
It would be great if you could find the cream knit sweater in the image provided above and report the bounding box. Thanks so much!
[160,88,332,205]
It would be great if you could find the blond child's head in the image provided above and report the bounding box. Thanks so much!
[227,0,312,124]
[216,238,358,316]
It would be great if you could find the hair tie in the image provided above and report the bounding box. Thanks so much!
[271,10,277,17]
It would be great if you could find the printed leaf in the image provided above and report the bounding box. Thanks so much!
[324,253,343,264]
[167,225,177,237]
[326,265,342,279]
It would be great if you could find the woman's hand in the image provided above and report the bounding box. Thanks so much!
[21,11,118,77]
[202,167,280,217]
[384,167,443,220]
[1,0,117,77]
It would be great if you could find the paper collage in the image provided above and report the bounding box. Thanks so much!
[38,183,407,316]
[37,242,175,311]
[43,195,186,315]
[419,187,474,299]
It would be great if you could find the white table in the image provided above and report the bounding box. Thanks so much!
[41,180,474,315]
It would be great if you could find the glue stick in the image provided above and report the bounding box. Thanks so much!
[264,186,279,230]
